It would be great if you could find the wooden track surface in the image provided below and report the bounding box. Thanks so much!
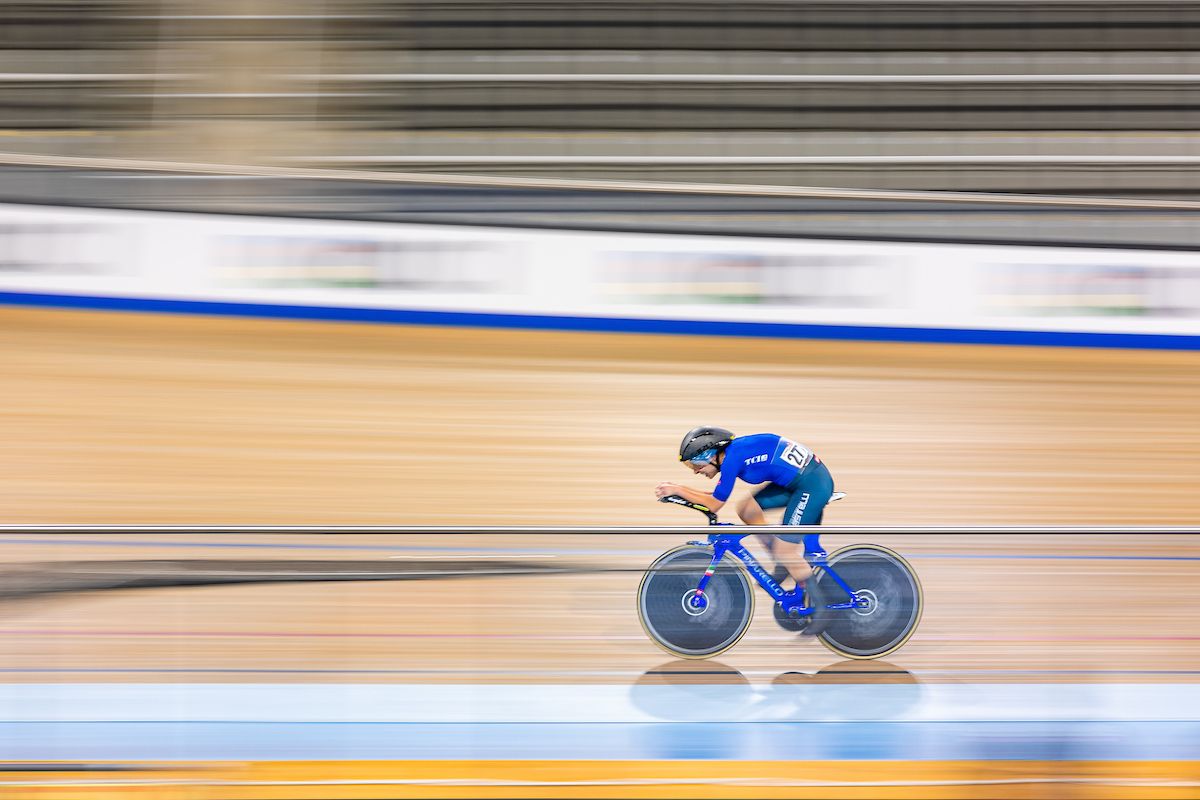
[1,308,1198,682]
[0,535,1197,682]
[4,307,1200,526]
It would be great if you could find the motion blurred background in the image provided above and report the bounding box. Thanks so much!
[3,0,1200,525]
[1,2,1199,798]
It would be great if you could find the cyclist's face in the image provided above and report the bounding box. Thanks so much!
[687,459,718,479]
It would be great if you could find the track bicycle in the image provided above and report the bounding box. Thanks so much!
[637,494,922,660]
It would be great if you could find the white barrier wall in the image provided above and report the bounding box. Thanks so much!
[1,202,1199,338]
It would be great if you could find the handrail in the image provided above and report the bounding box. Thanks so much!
[2,525,1197,534]
[5,151,1200,211]
[299,72,1200,83]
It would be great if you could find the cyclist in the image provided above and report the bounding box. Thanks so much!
[653,425,835,635]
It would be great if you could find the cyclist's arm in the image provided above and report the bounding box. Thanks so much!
[655,465,735,510]
[672,484,725,511]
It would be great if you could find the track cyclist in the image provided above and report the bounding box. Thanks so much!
[653,426,836,636]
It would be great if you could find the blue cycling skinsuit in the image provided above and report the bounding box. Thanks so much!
[711,433,835,544]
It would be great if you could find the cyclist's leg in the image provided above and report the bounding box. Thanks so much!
[782,464,833,528]
[737,494,767,526]
[774,462,835,590]
[742,484,792,579]
[742,483,789,523]
[775,463,835,634]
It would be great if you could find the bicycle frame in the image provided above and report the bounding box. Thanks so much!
[659,495,862,616]
[688,531,857,615]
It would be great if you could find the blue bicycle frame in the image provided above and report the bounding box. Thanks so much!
[660,495,863,616]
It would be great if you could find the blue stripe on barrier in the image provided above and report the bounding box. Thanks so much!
[3,290,1199,351]
[3,720,1198,761]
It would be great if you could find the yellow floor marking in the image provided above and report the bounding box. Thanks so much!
[3,760,1199,800]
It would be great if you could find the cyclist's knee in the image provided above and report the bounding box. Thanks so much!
[736,495,764,524]
[773,539,813,580]
[774,539,803,559]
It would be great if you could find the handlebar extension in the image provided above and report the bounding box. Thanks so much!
[659,494,720,525]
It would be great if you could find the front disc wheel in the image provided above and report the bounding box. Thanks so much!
[637,546,754,659]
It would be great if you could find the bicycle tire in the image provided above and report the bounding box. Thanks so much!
[814,544,923,660]
[637,545,754,659]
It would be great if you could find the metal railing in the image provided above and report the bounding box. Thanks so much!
[6,151,1200,211]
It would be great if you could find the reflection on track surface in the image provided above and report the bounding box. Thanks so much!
[3,665,1200,761]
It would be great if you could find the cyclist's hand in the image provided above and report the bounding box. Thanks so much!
[655,482,683,499]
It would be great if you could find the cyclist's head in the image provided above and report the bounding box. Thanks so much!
[679,426,734,474]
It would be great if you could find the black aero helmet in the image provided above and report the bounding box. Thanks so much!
[679,426,735,463]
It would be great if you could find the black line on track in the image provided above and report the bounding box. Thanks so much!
[0,558,590,600]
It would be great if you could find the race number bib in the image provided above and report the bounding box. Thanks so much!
[779,439,813,470]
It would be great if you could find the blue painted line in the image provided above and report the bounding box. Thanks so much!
[912,670,1200,676]
[4,290,1199,351]
[3,668,1200,676]
[2,720,1198,761]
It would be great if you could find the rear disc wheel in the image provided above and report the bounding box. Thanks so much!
[815,544,922,660]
